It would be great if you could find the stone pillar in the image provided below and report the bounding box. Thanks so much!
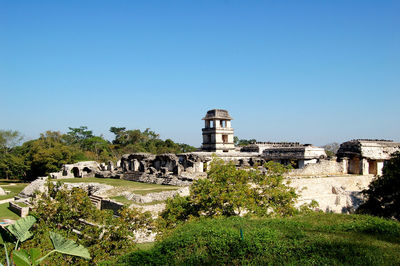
[341,158,349,174]
[298,160,305,169]
[361,158,369,175]
[377,161,384,176]
[227,121,231,128]
[197,162,204,172]
[107,161,114,171]
[133,159,140,171]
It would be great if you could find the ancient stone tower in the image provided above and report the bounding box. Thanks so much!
[202,109,235,152]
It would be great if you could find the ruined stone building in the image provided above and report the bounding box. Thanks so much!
[48,109,400,185]
[241,142,327,169]
[39,109,400,214]
[337,139,400,176]
[201,109,235,152]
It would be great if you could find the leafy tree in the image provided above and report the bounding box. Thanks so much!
[322,142,340,157]
[21,131,84,180]
[110,127,196,155]
[66,127,113,161]
[234,138,257,146]
[0,130,24,179]
[357,152,400,220]
[0,152,28,180]
[65,126,94,145]
[28,182,153,264]
[0,130,23,151]
[158,157,303,230]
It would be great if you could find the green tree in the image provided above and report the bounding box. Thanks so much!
[357,152,400,220]
[110,127,196,155]
[22,131,83,180]
[65,126,94,145]
[234,138,257,146]
[0,130,23,151]
[159,157,301,230]
[29,182,153,264]
[322,142,340,157]
[0,130,25,179]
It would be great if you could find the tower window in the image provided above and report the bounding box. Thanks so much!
[222,135,228,143]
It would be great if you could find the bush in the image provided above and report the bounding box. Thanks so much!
[357,152,400,220]
[26,182,153,264]
[158,157,304,231]
[119,213,400,265]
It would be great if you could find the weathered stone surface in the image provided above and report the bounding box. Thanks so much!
[62,183,113,196]
[0,187,6,196]
[337,139,400,175]
[19,180,113,198]
[201,109,235,152]
[124,187,189,203]
[130,203,167,219]
[19,179,48,198]
[50,161,102,179]
[288,175,373,213]
[337,139,400,160]
[287,158,345,177]
[120,153,208,186]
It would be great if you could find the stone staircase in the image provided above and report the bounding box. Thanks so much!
[89,195,102,209]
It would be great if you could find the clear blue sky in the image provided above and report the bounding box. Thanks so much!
[1,0,399,147]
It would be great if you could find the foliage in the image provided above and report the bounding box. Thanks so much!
[357,152,400,220]
[0,127,196,181]
[119,213,400,265]
[65,126,113,162]
[158,157,303,230]
[233,136,256,146]
[19,131,83,180]
[0,130,26,180]
[0,215,91,266]
[26,182,153,264]
[0,130,23,151]
[109,127,196,156]
[322,142,340,157]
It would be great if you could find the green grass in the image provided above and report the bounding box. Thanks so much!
[0,203,19,219]
[119,213,400,265]
[0,179,24,185]
[14,202,28,207]
[111,195,135,205]
[0,183,28,201]
[57,177,179,194]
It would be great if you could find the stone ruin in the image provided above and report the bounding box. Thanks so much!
[46,110,400,186]
[15,109,400,219]
[118,153,208,186]
[337,139,400,176]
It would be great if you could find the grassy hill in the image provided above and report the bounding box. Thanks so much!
[119,213,400,265]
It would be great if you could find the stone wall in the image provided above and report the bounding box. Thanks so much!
[288,175,373,213]
[100,199,124,215]
[287,159,345,176]
[9,202,30,217]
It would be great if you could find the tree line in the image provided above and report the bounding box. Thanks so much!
[0,127,196,181]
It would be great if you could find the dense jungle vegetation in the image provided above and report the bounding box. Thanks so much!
[0,127,196,181]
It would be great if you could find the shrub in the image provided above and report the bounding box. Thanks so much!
[357,152,400,220]
[119,213,400,265]
[158,157,306,231]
